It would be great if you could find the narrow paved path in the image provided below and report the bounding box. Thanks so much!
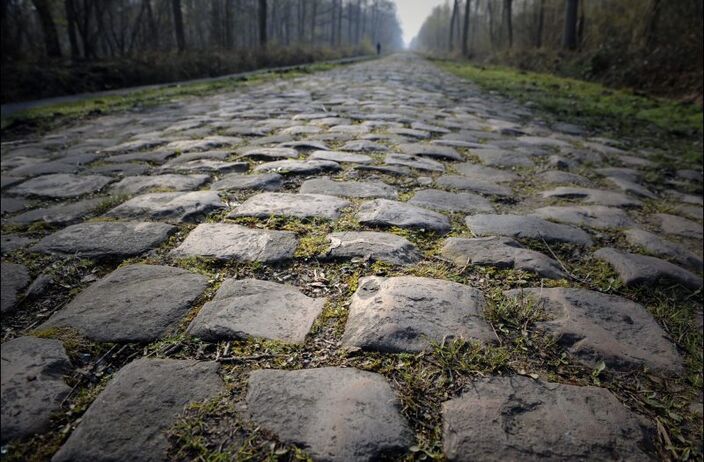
[0,55,372,118]
[1,54,702,460]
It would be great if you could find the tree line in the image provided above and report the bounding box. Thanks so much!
[1,0,404,63]
[412,0,702,61]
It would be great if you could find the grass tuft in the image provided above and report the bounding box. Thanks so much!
[32,326,109,362]
[436,59,703,167]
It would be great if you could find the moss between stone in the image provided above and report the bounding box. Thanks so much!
[31,326,109,363]
[3,56,702,460]
[2,431,66,462]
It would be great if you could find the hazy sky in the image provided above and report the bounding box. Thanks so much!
[395,0,447,47]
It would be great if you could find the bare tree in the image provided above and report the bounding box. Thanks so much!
[145,7,156,50]
[65,0,80,60]
[644,0,662,47]
[337,0,343,46]
[360,0,367,41]
[449,0,459,51]
[5,0,404,69]
[503,0,513,48]
[461,0,471,56]
[172,0,186,52]
[72,1,97,59]
[31,0,62,58]
[488,0,495,49]
[577,0,585,49]
[310,0,318,43]
[355,0,363,43]
[470,0,479,49]
[297,0,306,43]
[563,0,579,49]
[535,0,544,48]
[225,0,235,49]
[347,0,353,44]
[330,0,337,45]
[258,0,267,47]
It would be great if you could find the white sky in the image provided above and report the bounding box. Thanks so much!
[394,0,447,47]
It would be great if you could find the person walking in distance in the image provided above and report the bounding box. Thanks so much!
[376,42,381,55]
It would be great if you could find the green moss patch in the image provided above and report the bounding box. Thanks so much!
[435,59,703,167]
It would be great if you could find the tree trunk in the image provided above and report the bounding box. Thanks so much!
[576,0,585,49]
[284,0,291,46]
[449,0,458,52]
[355,0,362,44]
[270,1,278,43]
[330,0,337,46]
[128,0,147,54]
[250,8,256,47]
[225,0,235,48]
[31,0,62,58]
[310,0,318,43]
[297,0,306,43]
[371,0,378,44]
[488,0,495,49]
[211,0,221,48]
[503,0,513,48]
[146,0,158,50]
[644,0,662,48]
[171,0,186,52]
[93,2,110,57]
[535,0,544,48]
[77,0,96,59]
[337,0,343,46]
[360,0,367,41]
[562,0,579,50]
[65,0,80,60]
[258,0,267,47]
[461,0,471,56]
[347,1,353,45]
[470,0,479,50]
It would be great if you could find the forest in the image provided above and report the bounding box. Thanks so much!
[1,0,404,102]
[412,0,704,103]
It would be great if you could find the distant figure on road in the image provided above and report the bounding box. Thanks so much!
[376,42,381,56]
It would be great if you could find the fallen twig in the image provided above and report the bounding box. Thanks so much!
[216,354,275,363]
[539,235,589,285]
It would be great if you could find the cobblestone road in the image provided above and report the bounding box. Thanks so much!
[2,54,702,461]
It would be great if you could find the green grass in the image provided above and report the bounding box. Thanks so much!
[434,59,703,166]
[168,394,316,461]
[32,326,111,362]
[92,194,130,215]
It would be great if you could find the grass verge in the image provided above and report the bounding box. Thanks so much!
[433,58,703,167]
